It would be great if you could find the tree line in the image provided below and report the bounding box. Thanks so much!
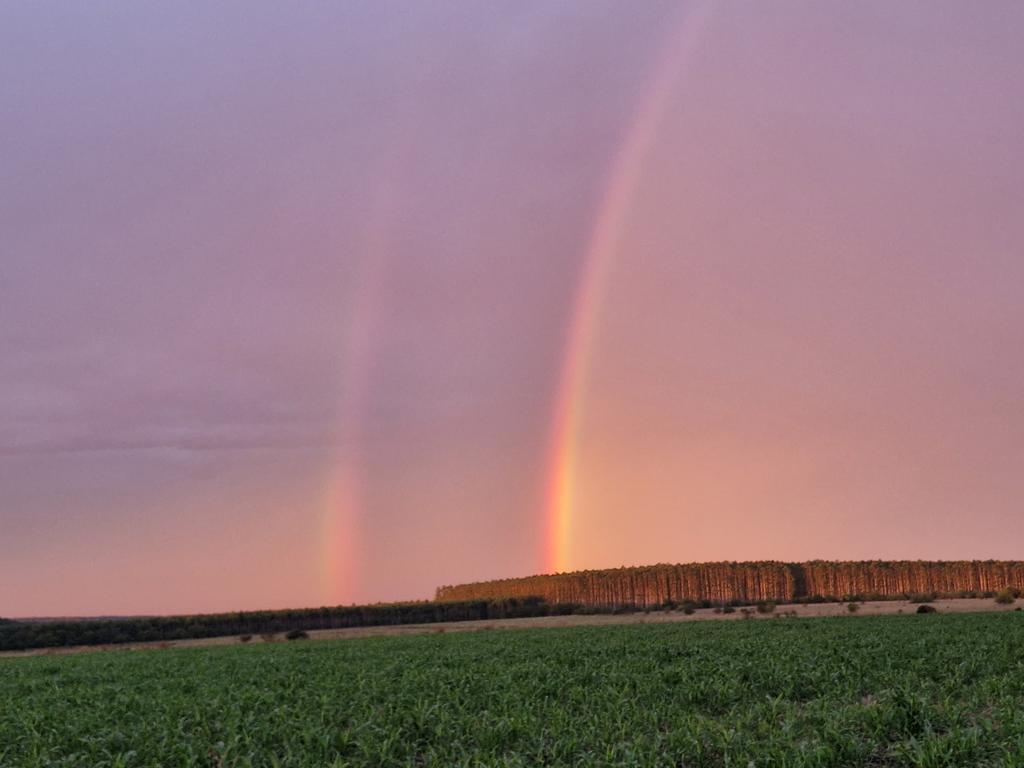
[0,597,578,652]
[7,560,1022,652]
[436,560,1024,607]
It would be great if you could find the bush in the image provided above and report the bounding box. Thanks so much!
[681,602,697,615]
[916,605,937,614]
[722,605,736,615]
[261,633,277,642]
[847,602,860,613]
[995,589,1016,605]
[285,630,309,641]
[756,602,776,614]
[801,595,828,605]
[239,634,253,643]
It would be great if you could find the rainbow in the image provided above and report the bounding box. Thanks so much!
[542,3,714,574]
[323,7,715,599]
[321,133,409,604]
[320,252,382,605]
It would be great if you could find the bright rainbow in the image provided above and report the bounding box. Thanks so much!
[543,3,714,574]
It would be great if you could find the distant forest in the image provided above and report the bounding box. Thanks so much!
[4,560,1022,652]
[436,560,1024,607]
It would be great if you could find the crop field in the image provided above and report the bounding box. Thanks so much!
[3,613,1024,767]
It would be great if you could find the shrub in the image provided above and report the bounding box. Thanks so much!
[995,589,1016,605]
[261,633,277,642]
[756,602,776,614]
[802,595,828,605]
[722,605,736,615]
[847,602,860,613]
[239,634,253,643]
[681,602,697,615]
[916,605,937,614]
[285,630,309,641]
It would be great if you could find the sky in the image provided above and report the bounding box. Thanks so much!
[2,1,1023,617]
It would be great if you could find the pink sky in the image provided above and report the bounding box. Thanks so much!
[2,1,1023,616]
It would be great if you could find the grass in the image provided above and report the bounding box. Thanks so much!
[3,613,1024,766]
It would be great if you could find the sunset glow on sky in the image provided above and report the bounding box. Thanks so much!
[3,1,1023,617]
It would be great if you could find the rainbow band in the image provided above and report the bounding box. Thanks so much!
[543,4,714,574]
[321,132,409,604]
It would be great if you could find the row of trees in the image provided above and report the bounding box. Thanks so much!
[800,561,1024,599]
[9,560,1021,652]
[0,597,576,652]
[437,562,798,606]
[436,560,1024,607]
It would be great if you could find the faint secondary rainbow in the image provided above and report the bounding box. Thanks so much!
[320,246,385,605]
[543,2,715,574]
[321,124,412,604]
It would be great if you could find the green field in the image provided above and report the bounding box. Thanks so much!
[4,613,1024,767]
